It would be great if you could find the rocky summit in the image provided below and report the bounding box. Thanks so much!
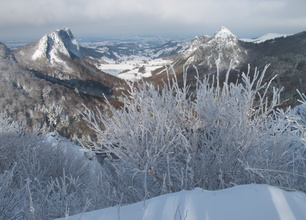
[180,26,245,70]
[32,28,82,64]
[13,28,125,97]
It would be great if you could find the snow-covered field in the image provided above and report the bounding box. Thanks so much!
[98,58,171,81]
[55,184,306,220]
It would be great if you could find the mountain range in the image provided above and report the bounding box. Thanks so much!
[0,27,305,141]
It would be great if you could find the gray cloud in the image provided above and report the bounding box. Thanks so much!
[0,0,306,40]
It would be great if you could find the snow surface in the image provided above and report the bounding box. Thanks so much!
[240,33,291,44]
[97,58,171,81]
[55,184,306,220]
[32,35,49,61]
[214,26,236,39]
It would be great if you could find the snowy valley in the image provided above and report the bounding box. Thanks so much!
[79,28,294,81]
[79,36,189,81]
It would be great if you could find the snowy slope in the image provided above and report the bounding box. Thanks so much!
[240,33,291,43]
[80,38,188,81]
[55,184,306,220]
[98,58,171,81]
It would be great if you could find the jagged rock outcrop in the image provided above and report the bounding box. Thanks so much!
[32,28,82,64]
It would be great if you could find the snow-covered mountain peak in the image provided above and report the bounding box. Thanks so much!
[214,26,237,39]
[211,26,238,48]
[32,28,82,64]
[182,27,243,69]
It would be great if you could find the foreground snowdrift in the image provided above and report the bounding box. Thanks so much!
[56,184,306,220]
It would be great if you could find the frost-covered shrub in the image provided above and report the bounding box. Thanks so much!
[83,65,306,204]
[83,72,196,202]
[0,115,108,219]
[0,167,27,220]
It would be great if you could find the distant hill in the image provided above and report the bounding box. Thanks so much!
[147,27,306,105]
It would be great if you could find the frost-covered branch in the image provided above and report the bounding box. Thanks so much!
[83,64,306,200]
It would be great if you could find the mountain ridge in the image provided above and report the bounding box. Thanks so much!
[147,27,306,105]
[180,26,244,70]
[13,28,125,98]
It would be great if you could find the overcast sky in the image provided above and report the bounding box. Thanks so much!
[1,0,306,41]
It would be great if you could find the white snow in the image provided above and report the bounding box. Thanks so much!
[97,58,171,81]
[214,26,236,39]
[32,35,49,61]
[44,132,99,167]
[240,33,291,44]
[55,184,306,220]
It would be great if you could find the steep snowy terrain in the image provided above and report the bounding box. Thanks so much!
[32,28,82,64]
[56,184,306,220]
[12,28,85,74]
[13,28,124,97]
[180,26,246,70]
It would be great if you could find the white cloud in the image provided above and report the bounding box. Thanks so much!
[0,0,305,40]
